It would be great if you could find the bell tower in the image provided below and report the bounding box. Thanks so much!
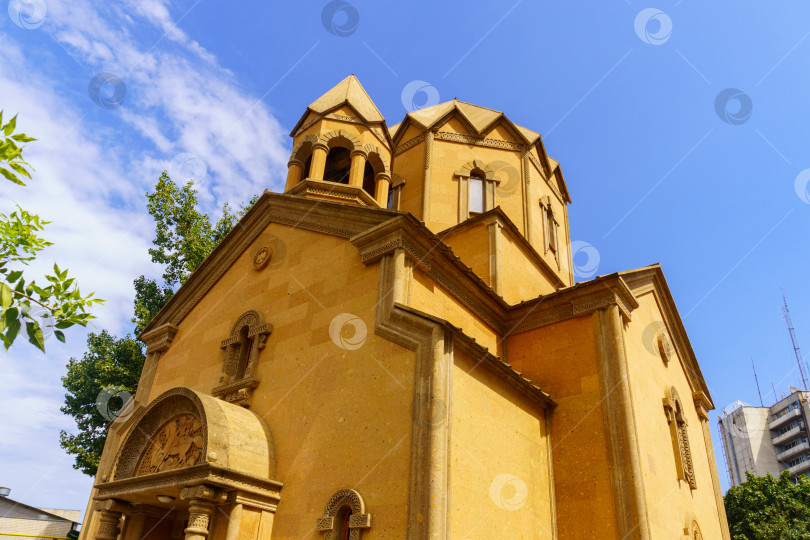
[283,76,575,299]
[285,75,394,208]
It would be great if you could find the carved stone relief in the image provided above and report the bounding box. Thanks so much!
[135,413,204,476]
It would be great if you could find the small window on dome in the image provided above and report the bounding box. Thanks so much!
[469,171,485,214]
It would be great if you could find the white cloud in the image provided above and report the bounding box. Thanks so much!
[0,0,292,514]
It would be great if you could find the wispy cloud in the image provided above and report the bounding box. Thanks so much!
[0,0,292,513]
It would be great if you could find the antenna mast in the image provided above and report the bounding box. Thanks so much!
[751,357,764,406]
[782,294,809,390]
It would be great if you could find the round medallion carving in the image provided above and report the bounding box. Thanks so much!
[135,413,204,476]
[252,245,273,270]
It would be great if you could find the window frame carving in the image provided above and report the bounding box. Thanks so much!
[663,386,697,489]
[540,196,559,266]
[315,489,372,540]
[454,160,499,222]
[212,310,272,407]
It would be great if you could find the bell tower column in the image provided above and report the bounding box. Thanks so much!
[348,150,367,187]
[375,172,391,207]
[284,158,304,191]
[309,143,329,180]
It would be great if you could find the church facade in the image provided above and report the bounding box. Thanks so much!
[78,76,730,539]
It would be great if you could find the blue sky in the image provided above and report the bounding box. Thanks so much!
[1,0,810,514]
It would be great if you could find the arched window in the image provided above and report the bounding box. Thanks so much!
[335,506,352,540]
[315,489,372,540]
[303,154,312,179]
[454,160,498,221]
[324,147,352,184]
[361,161,375,197]
[469,170,485,214]
[663,387,696,489]
[212,311,272,407]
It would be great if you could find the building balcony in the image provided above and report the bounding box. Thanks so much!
[773,424,805,445]
[769,408,802,430]
[788,459,810,477]
[777,441,810,462]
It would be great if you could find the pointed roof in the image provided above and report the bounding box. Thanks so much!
[307,74,384,123]
[395,99,541,145]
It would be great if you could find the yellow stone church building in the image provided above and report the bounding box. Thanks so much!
[79,76,730,539]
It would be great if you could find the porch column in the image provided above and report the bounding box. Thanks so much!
[94,500,128,540]
[284,158,304,191]
[180,485,223,540]
[309,143,329,181]
[348,150,367,188]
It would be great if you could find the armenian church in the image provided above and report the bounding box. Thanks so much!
[78,76,730,539]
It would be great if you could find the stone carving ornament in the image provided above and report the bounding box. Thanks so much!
[135,413,204,476]
[663,386,696,489]
[315,489,372,540]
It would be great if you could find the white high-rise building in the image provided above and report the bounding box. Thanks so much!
[719,388,810,487]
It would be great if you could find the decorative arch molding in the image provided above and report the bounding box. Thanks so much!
[361,143,391,174]
[319,129,362,151]
[113,387,208,481]
[213,310,272,407]
[111,387,278,482]
[454,159,498,181]
[663,386,696,489]
[293,134,319,161]
[315,489,372,540]
[684,518,703,540]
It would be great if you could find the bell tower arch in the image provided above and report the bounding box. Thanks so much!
[285,75,393,207]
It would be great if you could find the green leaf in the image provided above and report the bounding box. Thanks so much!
[54,329,65,343]
[26,321,45,352]
[10,133,35,143]
[0,282,11,310]
[4,314,20,349]
[0,166,24,186]
[7,270,22,283]
[3,114,17,137]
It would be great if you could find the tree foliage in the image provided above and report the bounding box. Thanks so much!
[1,111,101,351]
[58,331,144,476]
[725,471,810,540]
[60,173,256,475]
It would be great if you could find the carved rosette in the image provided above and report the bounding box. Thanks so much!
[252,245,273,270]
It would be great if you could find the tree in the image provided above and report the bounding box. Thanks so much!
[725,471,810,540]
[58,331,144,475]
[0,111,102,351]
[60,173,256,475]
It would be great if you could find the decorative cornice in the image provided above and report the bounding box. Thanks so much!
[95,463,282,505]
[288,179,381,208]
[141,323,179,354]
[434,131,524,152]
[140,193,399,336]
[394,132,427,155]
[508,277,639,334]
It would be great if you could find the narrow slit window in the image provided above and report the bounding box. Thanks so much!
[469,172,485,214]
